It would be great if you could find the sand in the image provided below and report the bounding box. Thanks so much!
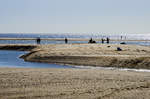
[0,68,149,99]
[18,44,150,69]
[0,44,150,98]
[0,44,150,69]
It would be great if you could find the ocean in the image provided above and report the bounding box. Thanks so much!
[0,33,150,46]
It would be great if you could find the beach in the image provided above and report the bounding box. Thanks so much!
[0,43,150,98]
[1,0,150,98]
[0,68,150,99]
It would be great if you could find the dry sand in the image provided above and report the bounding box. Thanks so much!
[19,44,150,69]
[0,68,149,99]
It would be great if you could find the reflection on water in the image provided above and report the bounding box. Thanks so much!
[0,50,76,68]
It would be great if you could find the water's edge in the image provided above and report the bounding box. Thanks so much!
[0,49,150,72]
[0,50,77,68]
[20,51,150,72]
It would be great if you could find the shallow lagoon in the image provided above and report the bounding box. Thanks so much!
[0,50,76,68]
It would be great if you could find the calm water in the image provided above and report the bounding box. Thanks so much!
[0,50,76,68]
[0,39,150,46]
[0,33,150,40]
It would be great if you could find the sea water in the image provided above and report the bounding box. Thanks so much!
[0,33,150,46]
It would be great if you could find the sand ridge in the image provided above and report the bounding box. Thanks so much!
[21,44,150,69]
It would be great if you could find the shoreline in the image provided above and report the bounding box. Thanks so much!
[0,38,150,42]
[21,55,150,69]
[0,44,37,51]
[0,44,150,69]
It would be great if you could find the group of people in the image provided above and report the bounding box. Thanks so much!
[88,37,110,44]
[36,37,68,44]
[36,37,110,44]
[101,37,110,44]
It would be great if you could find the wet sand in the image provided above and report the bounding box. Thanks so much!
[0,68,149,99]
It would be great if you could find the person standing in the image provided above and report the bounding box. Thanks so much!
[65,38,68,44]
[106,37,110,44]
[89,38,93,43]
[121,36,123,40]
[36,37,41,44]
[101,38,104,44]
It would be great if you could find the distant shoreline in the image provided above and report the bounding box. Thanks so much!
[0,38,150,42]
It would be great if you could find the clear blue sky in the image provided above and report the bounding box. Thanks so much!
[0,0,150,34]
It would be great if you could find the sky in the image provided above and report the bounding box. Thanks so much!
[0,0,150,34]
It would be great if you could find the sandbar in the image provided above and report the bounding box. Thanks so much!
[19,44,150,69]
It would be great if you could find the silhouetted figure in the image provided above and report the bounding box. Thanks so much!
[65,38,68,44]
[106,37,110,44]
[89,38,93,43]
[101,38,104,44]
[36,37,41,44]
[88,38,96,43]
